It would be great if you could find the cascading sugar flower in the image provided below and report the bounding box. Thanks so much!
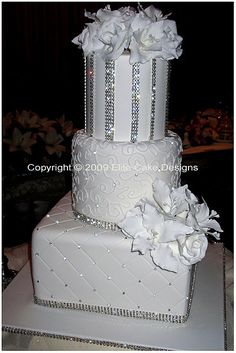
[72,5,183,63]
[118,178,223,273]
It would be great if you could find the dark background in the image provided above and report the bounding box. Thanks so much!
[2,2,234,251]
[2,2,233,124]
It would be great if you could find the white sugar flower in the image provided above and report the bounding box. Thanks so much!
[153,179,197,217]
[186,201,223,239]
[72,5,183,63]
[118,178,222,273]
[129,20,182,64]
[72,6,136,60]
[177,233,208,266]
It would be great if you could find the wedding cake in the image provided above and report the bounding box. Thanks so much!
[32,5,222,323]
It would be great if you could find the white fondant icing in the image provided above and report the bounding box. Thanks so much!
[72,131,182,224]
[85,55,169,142]
[32,194,193,319]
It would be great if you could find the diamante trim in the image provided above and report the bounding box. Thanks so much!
[223,246,227,351]
[165,61,171,136]
[84,57,87,131]
[131,63,140,143]
[88,55,95,136]
[150,59,157,140]
[104,60,115,141]
[2,326,168,350]
[34,295,190,324]
[73,208,118,231]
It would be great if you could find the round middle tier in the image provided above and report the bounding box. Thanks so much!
[72,131,182,225]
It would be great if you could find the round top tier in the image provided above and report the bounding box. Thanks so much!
[84,54,170,142]
[72,5,182,142]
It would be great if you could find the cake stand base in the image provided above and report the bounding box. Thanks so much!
[2,243,226,351]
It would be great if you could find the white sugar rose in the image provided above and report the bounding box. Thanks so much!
[129,19,183,64]
[177,234,208,266]
[72,22,104,56]
[72,6,136,60]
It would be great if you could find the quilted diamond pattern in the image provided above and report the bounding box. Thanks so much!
[32,192,193,317]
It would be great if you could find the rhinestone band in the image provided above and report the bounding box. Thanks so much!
[131,63,140,143]
[165,61,171,136]
[73,208,118,231]
[223,246,227,351]
[88,55,95,136]
[150,59,157,140]
[185,263,197,319]
[84,57,87,131]
[34,294,191,324]
[105,60,115,141]
[2,326,168,350]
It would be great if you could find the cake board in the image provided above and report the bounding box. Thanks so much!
[2,243,226,351]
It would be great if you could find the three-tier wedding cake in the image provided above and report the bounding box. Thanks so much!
[32,5,222,323]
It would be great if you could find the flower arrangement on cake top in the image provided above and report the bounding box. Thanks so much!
[72,5,183,63]
[118,179,223,272]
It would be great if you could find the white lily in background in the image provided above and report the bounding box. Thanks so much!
[3,127,36,154]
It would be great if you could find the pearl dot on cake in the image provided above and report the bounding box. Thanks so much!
[80,273,83,277]
[63,257,67,261]
[107,249,110,253]
[122,264,126,268]
[107,276,111,280]
[46,214,50,218]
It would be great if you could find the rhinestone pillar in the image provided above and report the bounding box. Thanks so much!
[165,61,171,136]
[88,55,95,136]
[150,59,157,140]
[84,57,87,131]
[130,63,140,143]
[104,60,115,140]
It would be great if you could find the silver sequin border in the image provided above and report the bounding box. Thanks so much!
[73,208,118,231]
[2,325,169,350]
